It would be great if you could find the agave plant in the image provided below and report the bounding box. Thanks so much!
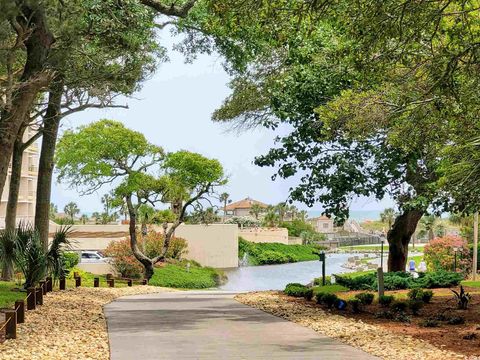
[47,226,73,280]
[14,224,47,289]
[0,229,17,281]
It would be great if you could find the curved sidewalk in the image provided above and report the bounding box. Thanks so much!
[105,291,377,359]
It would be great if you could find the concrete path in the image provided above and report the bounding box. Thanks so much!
[105,291,377,360]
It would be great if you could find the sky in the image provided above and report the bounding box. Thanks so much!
[51,30,394,216]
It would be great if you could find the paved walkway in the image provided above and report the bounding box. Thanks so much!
[105,291,377,360]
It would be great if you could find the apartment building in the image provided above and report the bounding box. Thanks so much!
[0,128,39,228]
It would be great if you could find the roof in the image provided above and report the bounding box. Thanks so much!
[224,197,268,211]
[310,215,332,221]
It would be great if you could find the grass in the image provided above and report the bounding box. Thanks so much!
[0,281,27,309]
[312,284,348,295]
[339,244,425,252]
[149,262,225,289]
[461,280,480,288]
[239,238,323,265]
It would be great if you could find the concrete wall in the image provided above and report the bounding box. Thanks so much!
[239,228,289,244]
[77,263,114,275]
[50,223,239,269]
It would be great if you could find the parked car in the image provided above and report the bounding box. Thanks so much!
[79,251,109,263]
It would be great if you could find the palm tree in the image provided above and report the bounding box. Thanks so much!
[276,202,288,223]
[101,194,114,216]
[249,203,264,220]
[64,202,80,223]
[263,210,279,228]
[80,214,89,225]
[380,208,396,230]
[420,215,440,240]
[219,192,231,223]
[298,210,308,221]
[289,205,298,220]
[49,203,58,220]
[0,229,17,281]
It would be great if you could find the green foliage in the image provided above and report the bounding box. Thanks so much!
[284,283,308,297]
[149,262,224,289]
[238,238,322,265]
[0,230,17,280]
[407,289,433,304]
[451,286,471,310]
[313,276,331,286]
[312,284,348,295]
[354,292,374,305]
[335,272,376,290]
[0,282,25,309]
[14,226,47,289]
[280,219,315,237]
[407,300,424,315]
[414,271,464,289]
[420,319,439,328]
[62,252,79,271]
[390,301,408,313]
[378,295,394,306]
[47,227,72,279]
[447,316,465,325]
[317,293,339,308]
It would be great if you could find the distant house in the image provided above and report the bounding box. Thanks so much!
[224,197,268,217]
[309,215,334,233]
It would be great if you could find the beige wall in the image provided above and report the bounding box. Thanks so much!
[311,219,334,233]
[51,223,239,269]
[239,227,289,244]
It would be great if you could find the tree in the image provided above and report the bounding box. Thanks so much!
[380,208,396,231]
[49,203,58,220]
[219,192,231,222]
[102,194,116,217]
[275,203,288,223]
[183,1,480,271]
[55,120,226,279]
[263,209,279,228]
[63,202,79,223]
[249,203,264,220]
[80,214,89,225]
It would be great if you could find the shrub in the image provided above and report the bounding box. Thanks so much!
[284,283,308,297]
[375,310,394,319]
[451,286,471,310]
[420,319,439,327]
[407,300,424,315]
[63,252,79,270]
[424,235,471,273]
[313,276,332,286]
[355,292,374,305]
[422,290,434,303]
[316,292,325,304]
[378,295,394,306]
[335,273,376,290]
[414,270,464,288]
[303,288,314,301]
[377,271,412,290]
[321,293,339,308]
[148,262,222,289]
[104,233,188,278]
[348,298,361,313]
[447,316,465,325]
[390,300,408,313]
[394,311,411,323]
[256,250,290,264]
[407,288,424,301]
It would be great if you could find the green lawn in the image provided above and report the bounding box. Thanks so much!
[312,284,348,294]
[149,262,225,289]
[339,244,425,252]
[461,280,480,288]
[0,282,26,309]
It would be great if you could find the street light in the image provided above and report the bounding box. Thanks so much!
[453,247,459,272]
[313,250,326,286]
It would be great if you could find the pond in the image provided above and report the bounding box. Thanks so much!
[219,253,355,291]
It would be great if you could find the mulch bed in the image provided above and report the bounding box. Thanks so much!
[300,287,480,357]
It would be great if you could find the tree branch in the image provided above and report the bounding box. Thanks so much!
[141,0,197,18]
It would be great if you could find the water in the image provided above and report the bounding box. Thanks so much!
[220,253,354,291]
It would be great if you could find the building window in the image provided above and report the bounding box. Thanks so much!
[323,223,329,229]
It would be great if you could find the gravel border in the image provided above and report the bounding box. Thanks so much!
[0,286,168,360]
[235,291,465,360]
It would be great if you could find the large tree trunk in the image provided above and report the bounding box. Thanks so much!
[126,196,154,280]
[35,80,63,248]
[5,127,27,231]
[387,209,424,272]
[0,4,54,201]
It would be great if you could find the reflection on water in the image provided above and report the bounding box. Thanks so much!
[220,253,355,291]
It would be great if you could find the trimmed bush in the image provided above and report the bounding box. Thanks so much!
[335,273,376,290]
[284,283,309,297]
[316,292,325,304]
[320,293,339,308]
[303,288,314,301]
[414,271,463,288]
[408,300,424,315]
[355,292,374,305]
[348,298,361,313]
[378,295,394,306]
[313,276,332,286]
[422,290,434,303]
[390,300,408,313]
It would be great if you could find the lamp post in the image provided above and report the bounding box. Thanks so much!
[453,247,459,272]
[314,250,326,286]
[380,238,385,270]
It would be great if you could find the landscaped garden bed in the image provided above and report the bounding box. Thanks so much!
[236,290,467,359]
[0,286,168,360]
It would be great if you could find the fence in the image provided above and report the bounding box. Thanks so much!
[0,273,148,343]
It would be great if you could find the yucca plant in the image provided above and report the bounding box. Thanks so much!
[14,224,47,289]
[0,229,17,281]
[47,226,73,280]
